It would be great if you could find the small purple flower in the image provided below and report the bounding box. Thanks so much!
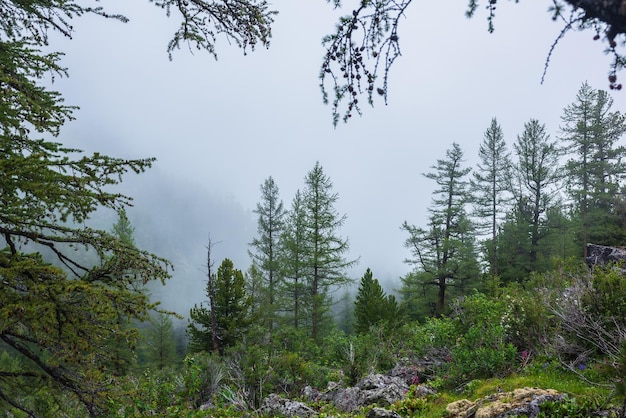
[578,363,586,371]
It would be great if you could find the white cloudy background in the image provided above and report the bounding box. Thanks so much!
[46,1,626,314]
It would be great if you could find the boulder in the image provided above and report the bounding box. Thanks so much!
[388,362,422,386]
[586,244,626,268]
[258,393,317,418]
[446,387,565,418]
[303,373,433,412]
[356,374,409,407]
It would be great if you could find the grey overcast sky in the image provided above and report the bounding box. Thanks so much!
[48,1,626,314]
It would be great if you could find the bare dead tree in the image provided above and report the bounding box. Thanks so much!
[206,236,220,355]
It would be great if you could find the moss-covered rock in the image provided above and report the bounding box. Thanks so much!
[446,387,565,418]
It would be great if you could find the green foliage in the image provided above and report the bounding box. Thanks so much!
[274,351,321,392]
[109,352,230,417]
[225,330,276,409]
[498,285,553,351]
[391,384,432,416]
[447,325,517,386]
[336,290,356,335]
[538,395,604,418]
[471,117,512,278]
[116,368,180,415]
[545,264,626,364]
[0,41,73,138]
[507,118,562,276]
[560,82,626,251]
[404,293,520,387]
[1,0,276,63]
[302,162,357,342]
[402,143,479,317]
[0,244,167,415]
[406,316,457,358]
[248,176,285,331]
[188,258,252,355]
[103,210,145,377]
[0,14,172,413]
[354,268,398,334]
[443,294,517,386]
[138,312,178,370]
[321,327,396,385]
[582,266,626,322]
[111,208,136,247]
[278,190,310,330]
[274,162,357,342]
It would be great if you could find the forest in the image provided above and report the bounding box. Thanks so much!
[4,80,626,417]
[4,0,626,417]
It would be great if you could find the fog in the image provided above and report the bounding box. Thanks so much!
[43,0,626,316]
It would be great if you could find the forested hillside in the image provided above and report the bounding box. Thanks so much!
[4,1,626,417]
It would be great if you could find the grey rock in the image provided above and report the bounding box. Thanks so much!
[586,244,626,269]
[366,407,403,418]
[258,393,317,418]
[304,373,428,412]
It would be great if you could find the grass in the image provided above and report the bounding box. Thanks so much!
[381,361,617,418]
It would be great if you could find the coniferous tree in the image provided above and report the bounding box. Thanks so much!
[0,74,169,415]
[301,162,357,342]
[279,190,310,330]
[248,177,285,333]
[500,119,562,280]
[354,268,398,334]
[111,208,136,247]
[104,209,145,376]
[540,205,579,264]
[560,82,626,253]
[188,258,252,355]
[401,143,479,317]
[497,201,536,283]
[515,119,561,270]
[337,290,355,335]
[139,312,177,370]
[471,118,512,277]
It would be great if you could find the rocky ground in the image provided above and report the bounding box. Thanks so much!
[258,366,616,418]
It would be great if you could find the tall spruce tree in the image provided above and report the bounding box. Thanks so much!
[471,118,512,277]
[248,177,285,333]
[560,82,626,253]
[188,258,252,355]
[401,143,479,316]
[302,162,357,342]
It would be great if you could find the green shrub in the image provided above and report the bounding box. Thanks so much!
[448,325,517,385]
[582,266,626,327]
[409,316,457,356]
[391,384,431,416]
